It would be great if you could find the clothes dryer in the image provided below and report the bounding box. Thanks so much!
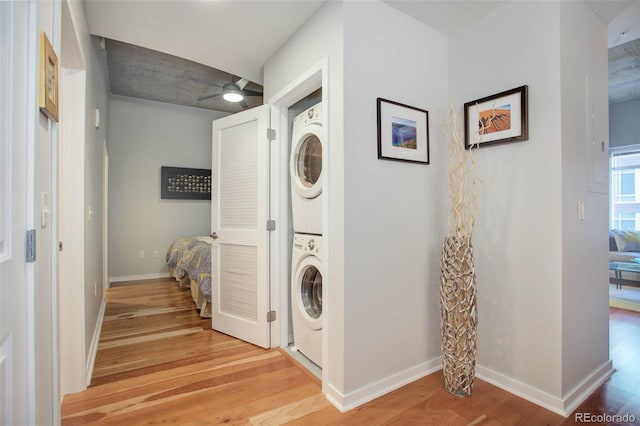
[290,103,323,235]
[291,233,323,366]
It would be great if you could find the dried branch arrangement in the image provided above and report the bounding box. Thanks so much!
[440,102,481,238]
[439,102,482,397]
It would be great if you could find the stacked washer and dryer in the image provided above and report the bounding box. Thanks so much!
[290,103,323,367]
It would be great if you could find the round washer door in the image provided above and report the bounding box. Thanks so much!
[293,255,322,331]
[290,126,322,199]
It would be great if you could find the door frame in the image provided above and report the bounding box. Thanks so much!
[58,0,87,395]
[267,58,329,391]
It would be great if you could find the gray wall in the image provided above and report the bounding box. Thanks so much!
[108,96,227,281]
[83,34,110,359]
[610,99,640,147]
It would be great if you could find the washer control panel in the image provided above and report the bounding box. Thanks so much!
[293,233,322,256]
[292,102,322,128]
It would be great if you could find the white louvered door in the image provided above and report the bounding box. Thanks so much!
[211,105,270,348]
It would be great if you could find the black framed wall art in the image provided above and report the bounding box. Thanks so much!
[464,85,528,149]
[377,98,430,165]
[161,166,212,200]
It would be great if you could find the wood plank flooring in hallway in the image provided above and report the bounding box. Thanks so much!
[61,278,640,425]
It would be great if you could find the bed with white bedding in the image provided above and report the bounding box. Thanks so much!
[165,236,213,317]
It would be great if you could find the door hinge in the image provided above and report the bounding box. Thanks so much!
[58,241,63,252]
[267,310,276,322]
[26,230,36,262]
[266,220,276,231]
[267,128,276,141]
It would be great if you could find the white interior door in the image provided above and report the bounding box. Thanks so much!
[0,2,31,424]
[211,105,271,349]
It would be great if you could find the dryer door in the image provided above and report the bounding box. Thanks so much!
[293,256,322,331]
[290,126,322,199]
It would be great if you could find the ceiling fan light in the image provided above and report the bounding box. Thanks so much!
[223,86,243,103]
[223,92,243,102]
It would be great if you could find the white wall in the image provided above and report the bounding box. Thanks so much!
[265,0,449,409]
[266,0,611,413]
[341,0,448,397]
[108,96,226,281]
[449,1,610,413]
[449,2,562,395]
[264,0,346,394]
[559,0,610,401]
[610,99,640,147]
[34,1,61,423]
[449,0,564,400]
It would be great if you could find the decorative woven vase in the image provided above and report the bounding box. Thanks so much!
[440,234,477,397]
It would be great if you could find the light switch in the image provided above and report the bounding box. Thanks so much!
[578,201,585,221]
[41,192,50,228]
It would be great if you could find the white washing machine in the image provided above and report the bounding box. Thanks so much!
[290,102,323,235]
[291,233,323,367]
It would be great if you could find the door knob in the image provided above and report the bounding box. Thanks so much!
[210,232,218,240]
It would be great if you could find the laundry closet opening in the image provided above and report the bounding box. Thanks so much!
[285,89,324,379]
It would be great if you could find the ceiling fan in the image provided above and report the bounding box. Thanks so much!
[196,77,263,109]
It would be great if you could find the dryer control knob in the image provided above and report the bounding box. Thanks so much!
[307,239,315,251]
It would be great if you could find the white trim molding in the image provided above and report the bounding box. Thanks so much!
[85,297,107,387]
[476,360,614,417]
[109,272,171,284]
[1,335,13,425]
[561,360,614,416]
[323,357,613,417]
[326,357,442,413]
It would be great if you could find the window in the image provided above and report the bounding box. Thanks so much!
[610,147,640,231]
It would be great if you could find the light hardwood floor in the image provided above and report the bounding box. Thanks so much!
[61,278,640,425]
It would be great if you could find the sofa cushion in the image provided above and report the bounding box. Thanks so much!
[611,230,640,252]
[610,251,640,262]
[610,230,619,251]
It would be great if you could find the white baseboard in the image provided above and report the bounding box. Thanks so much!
[85,297,106,386]
[476,365,566,415]
[476,360,614,417]
[324,357,613,417]
[561,360,614,416]
[326,356,442,412]
[109,272,171,283]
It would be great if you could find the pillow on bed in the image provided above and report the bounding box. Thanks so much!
[611,229,640,252]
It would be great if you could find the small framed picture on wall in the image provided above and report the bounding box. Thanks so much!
[377,98,430,165]
[464,85,528,149]
[39,32,59,122]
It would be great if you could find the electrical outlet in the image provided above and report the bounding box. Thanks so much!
[154,250,160,258]
[139,250,145,258]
